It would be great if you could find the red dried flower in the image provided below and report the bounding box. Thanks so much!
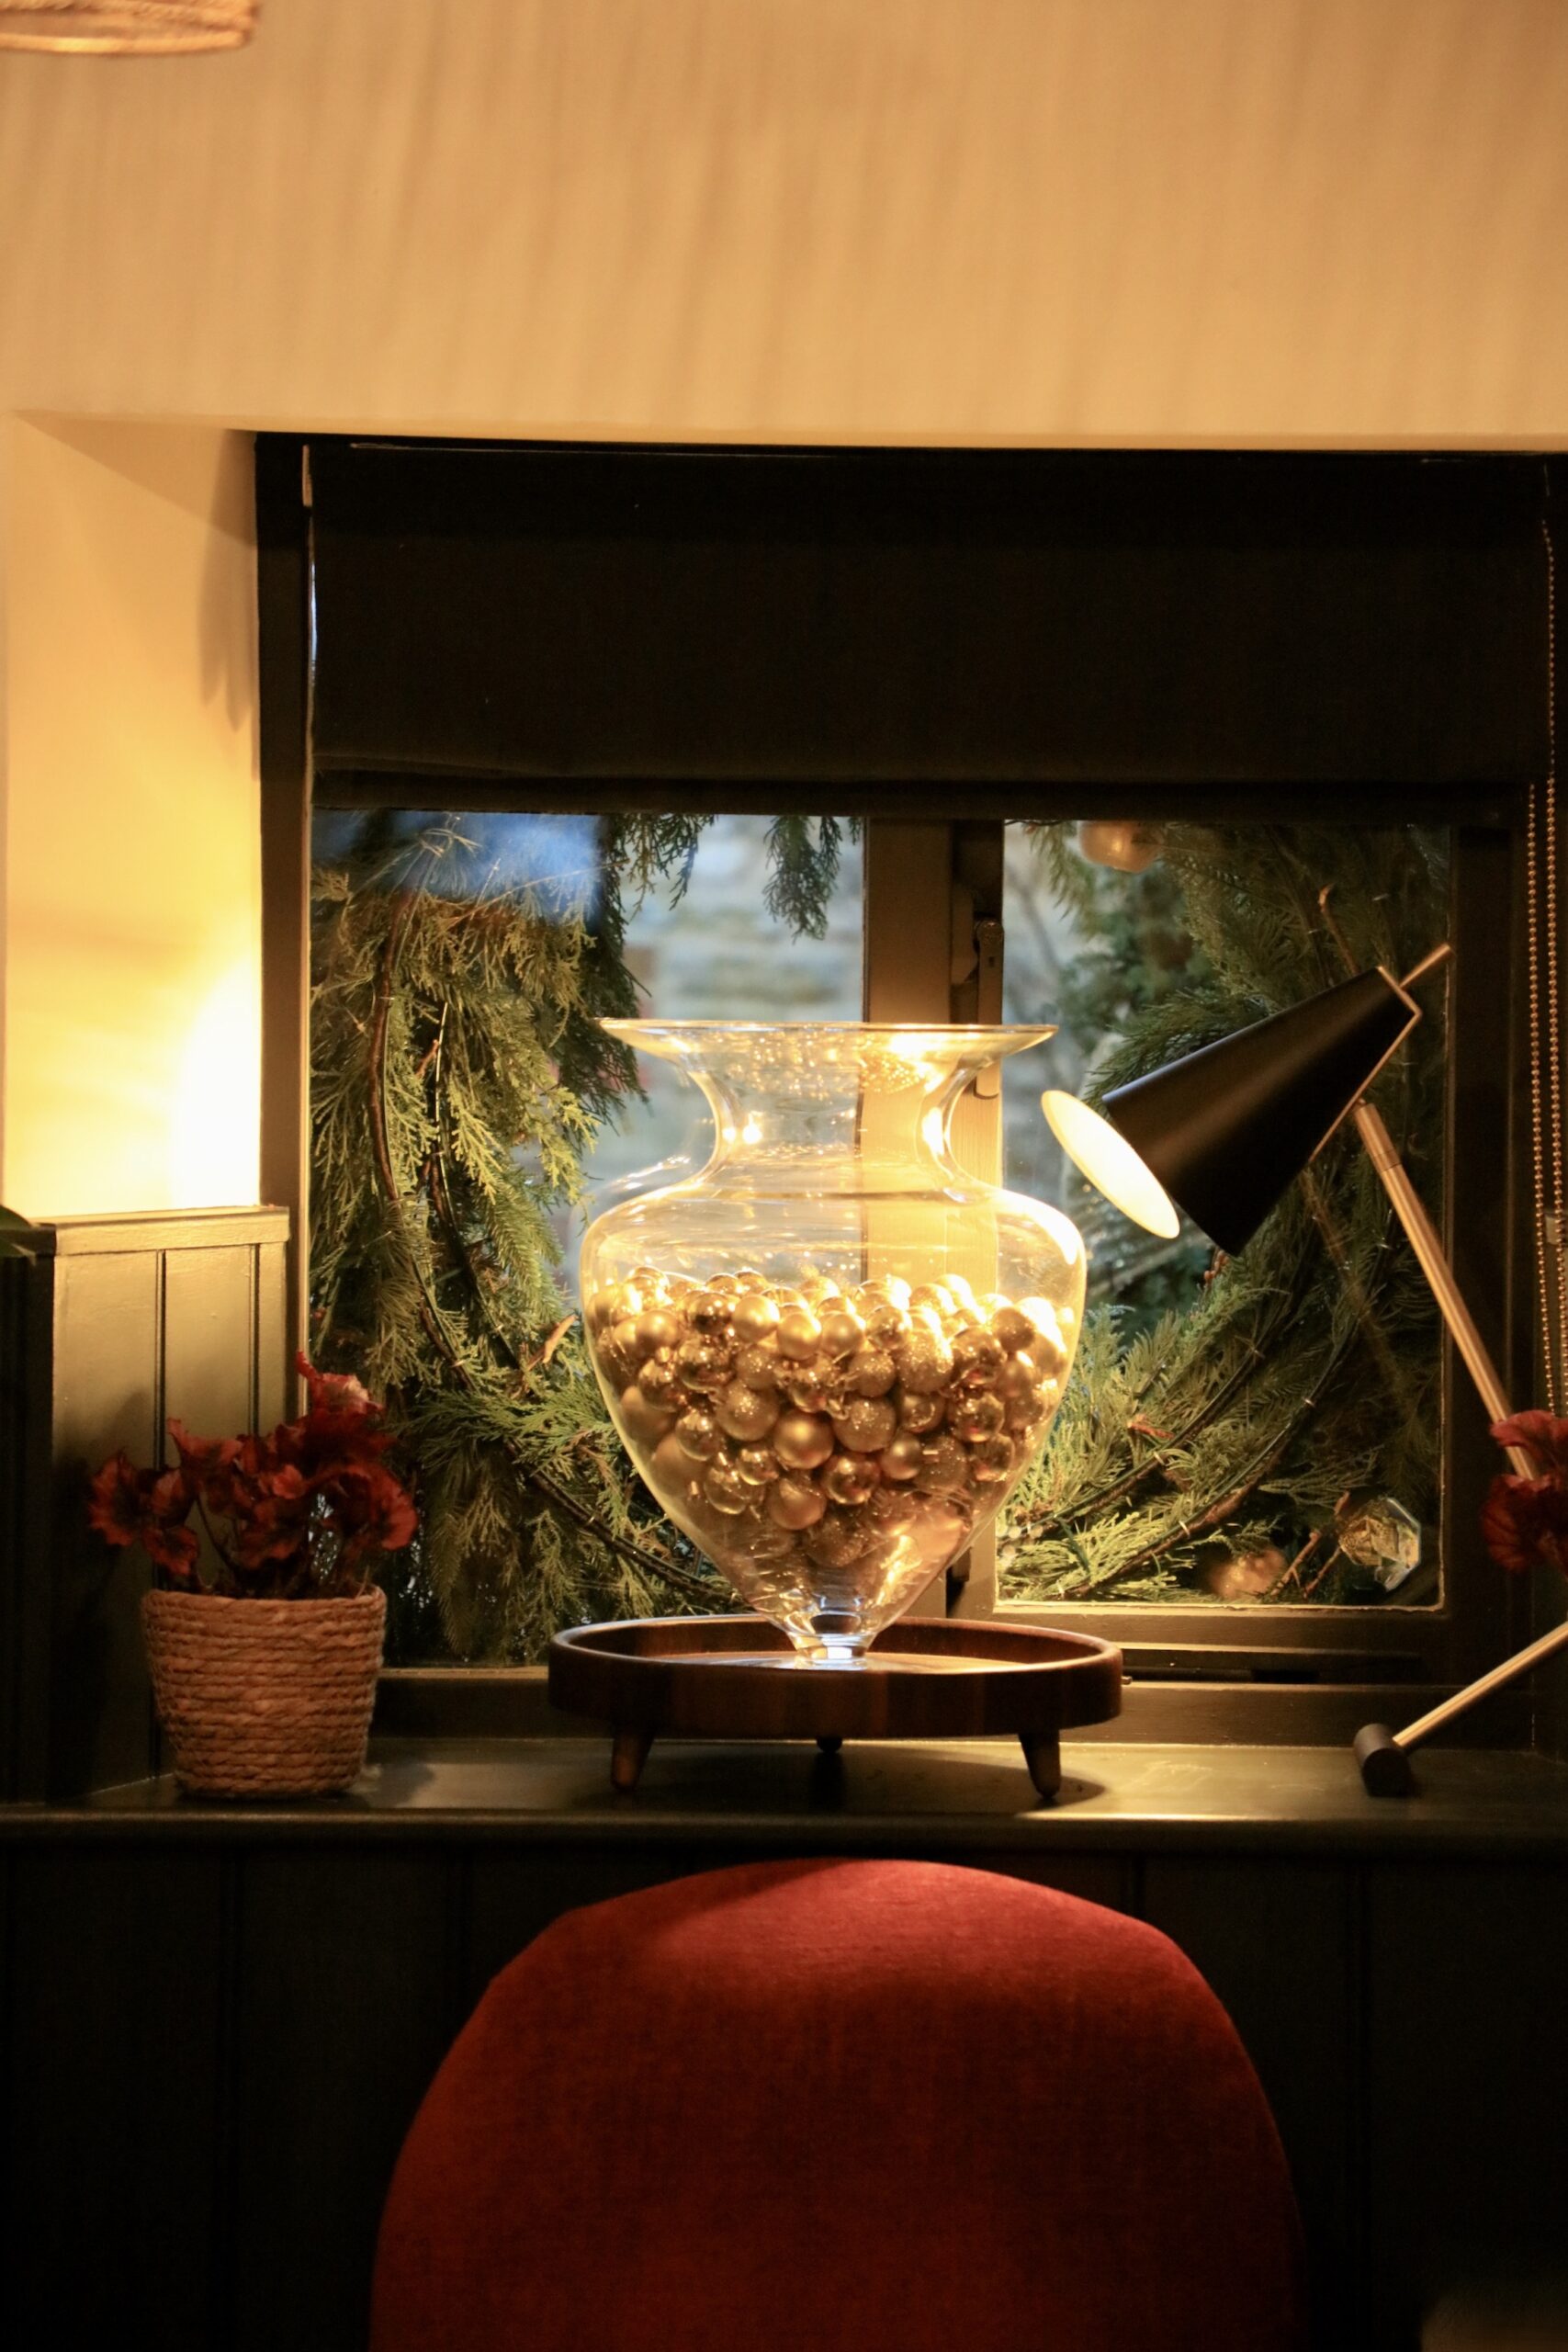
[1490,1411,1568,1482]
[86,1455,199,1583]
[1481,1472,1568,1578]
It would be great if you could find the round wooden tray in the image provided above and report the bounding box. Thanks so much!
[548,1615,1122,1799]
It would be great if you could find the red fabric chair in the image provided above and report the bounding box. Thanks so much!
[372,1858,1304,2352]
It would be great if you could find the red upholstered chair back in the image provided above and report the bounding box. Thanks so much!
[372,1858,1304,2352]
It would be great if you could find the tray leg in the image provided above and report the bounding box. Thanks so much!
[817,1735,843,1757]
[1020,1730,1061,1802]
[611,1724,654,1792]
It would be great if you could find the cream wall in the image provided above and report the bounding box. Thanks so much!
[2,0,1567,1215]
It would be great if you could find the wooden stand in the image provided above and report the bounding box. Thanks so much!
[547,1616,1122,1800]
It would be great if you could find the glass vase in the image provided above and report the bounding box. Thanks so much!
[581,1023,1085,1663]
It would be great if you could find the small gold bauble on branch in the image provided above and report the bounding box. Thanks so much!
[0,1,257,51]
[1077,819,1162,873]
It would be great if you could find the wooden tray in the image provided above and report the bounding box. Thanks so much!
[547,1615,1122,1799]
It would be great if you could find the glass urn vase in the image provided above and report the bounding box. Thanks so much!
[581,1023,1085,1663]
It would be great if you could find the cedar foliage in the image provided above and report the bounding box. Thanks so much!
[310,812,1445,1656]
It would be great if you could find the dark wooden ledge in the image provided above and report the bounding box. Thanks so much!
[5,1737,1568,1858]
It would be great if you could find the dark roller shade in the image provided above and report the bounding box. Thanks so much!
[307,441,1549,803]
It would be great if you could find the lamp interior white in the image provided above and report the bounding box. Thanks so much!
[1042,1089,1180,1240]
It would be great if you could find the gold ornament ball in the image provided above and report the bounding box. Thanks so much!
[731,1292,782,1344]
[894,1323,953,1396]
[620,1383,677,1449]
[785,1368,838,1416]
[822,1451,880,1508]
[675,1335,730,1393]
[804,1509,870,1569]
[847,1345,897,1397]
[818,1307,865,1361]
[716,1379,780,1442]
[950,1327,1005,1389]
[736,1443,781,1487]
[688,1289,735,1337]
[880,1432,926,1482]
[915,1434,970,1494]
[777,1307,823,1363]
[767,1475,827,1531]
[897,1389,945,1435]
[831,1396,898,1454]
[704,1459,753,1516]
[773,1409,835,1471]
[909,1282,954,1317]
[949,1390,1006,1443]
[734,1340,782,1389]
[674,1407,723,1460]
[968,1431,1016,1486]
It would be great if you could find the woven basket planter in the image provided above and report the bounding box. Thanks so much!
[142,1588,386,1799]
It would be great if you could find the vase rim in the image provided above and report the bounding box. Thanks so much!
[603,1019,1057,1046]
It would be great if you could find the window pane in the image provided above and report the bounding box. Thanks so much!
[999,820,1447,1611]
[309,808,862,1660]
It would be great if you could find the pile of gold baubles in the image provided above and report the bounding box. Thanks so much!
[585,1266,1072,1637]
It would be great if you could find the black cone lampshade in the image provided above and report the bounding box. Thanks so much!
[1044,967,1419,1255]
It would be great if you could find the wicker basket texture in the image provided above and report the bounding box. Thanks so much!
[142,1588,385,1798]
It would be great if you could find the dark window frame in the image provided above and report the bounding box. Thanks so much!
[259,433,1552,1736]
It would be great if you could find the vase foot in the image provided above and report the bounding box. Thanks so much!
[1020,1729,1061,1803]
[610,1724,654,1792]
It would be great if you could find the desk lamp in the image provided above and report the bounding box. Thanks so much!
[1043,947,1568,1794]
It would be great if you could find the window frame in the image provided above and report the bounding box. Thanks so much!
[260,432,1547,1736]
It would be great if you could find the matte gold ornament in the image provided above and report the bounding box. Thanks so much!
[818,1307,865,1360]
[949,1390,1006,1443]
[767,1475,827,1531]
[773,1410,835,1471]
[879,1431,925,1482]
[822,1452,880,1508]
[716,1379,780,1442]
[674,1407,723,1459]
[635,1309,682,1357]
[731,1292,782,1344]
[777,1307,823,1363]
[620,1383,677,1449]
[831,1396,898,1454]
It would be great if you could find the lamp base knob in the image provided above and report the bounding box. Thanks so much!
[1354,1722,1416,1796]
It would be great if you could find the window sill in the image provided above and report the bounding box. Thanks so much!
[6,1736,1568,1858]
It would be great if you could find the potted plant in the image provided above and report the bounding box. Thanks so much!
[88,1355,416,1798]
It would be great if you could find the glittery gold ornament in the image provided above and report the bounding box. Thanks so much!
[846,1345,896,1397]
[804,1509,870,1568]
[767,1475,826,1531]
[731,1292,782,1344]
[734,1341,782,1389]
[831,1396,897,1454]
[915,1434,969,1493]
[674,1407,723,1459]
[773,1410,834,1471]
[894,1321,953,1395]
[879,1431,925,1482]
[716,1379,780,1442]
[777,1307,823,1363]
[822,1451,879,1508]
[949,1390,1006,1443]
[704,1459,753,1515]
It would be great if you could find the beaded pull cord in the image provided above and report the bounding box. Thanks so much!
[1527,512,1567,1412]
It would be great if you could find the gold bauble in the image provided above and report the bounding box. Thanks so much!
[767,1475,827,1531]
[688,1289,735,1337]
[831,1396,898,1454]
[968,1431,1016,1486]
[736,1443,782,1486]
[620,1383,677,1448]
[822,1451,880,1508]
[949,1390,1006,1443]
[731,1292,782,1344]
[675,1336,731,1393]
[635,1308,682,1357]
[894,1322,953,1396]
[950,1328,1005,1389]
[734,1340,783,1390]
[846,1345,897,1398]
[915,1434,969,1494]
[804,1509,870,1568]
[879,1432,925,1482]
[989,1305,1035,1354]
[818,1307,865,1361]
[897,1389,945,1434]
[773,1410,835,1471]
[704,1460,753,1516]
[777,1307,823,1363]
[674,1407,723,1459]
[716,1379,780,1442]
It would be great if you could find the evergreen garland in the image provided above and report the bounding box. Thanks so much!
[310,810,1446,1657]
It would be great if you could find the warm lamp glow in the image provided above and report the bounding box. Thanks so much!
[167,959,259,1207]
[1042,1089,1180,1239]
